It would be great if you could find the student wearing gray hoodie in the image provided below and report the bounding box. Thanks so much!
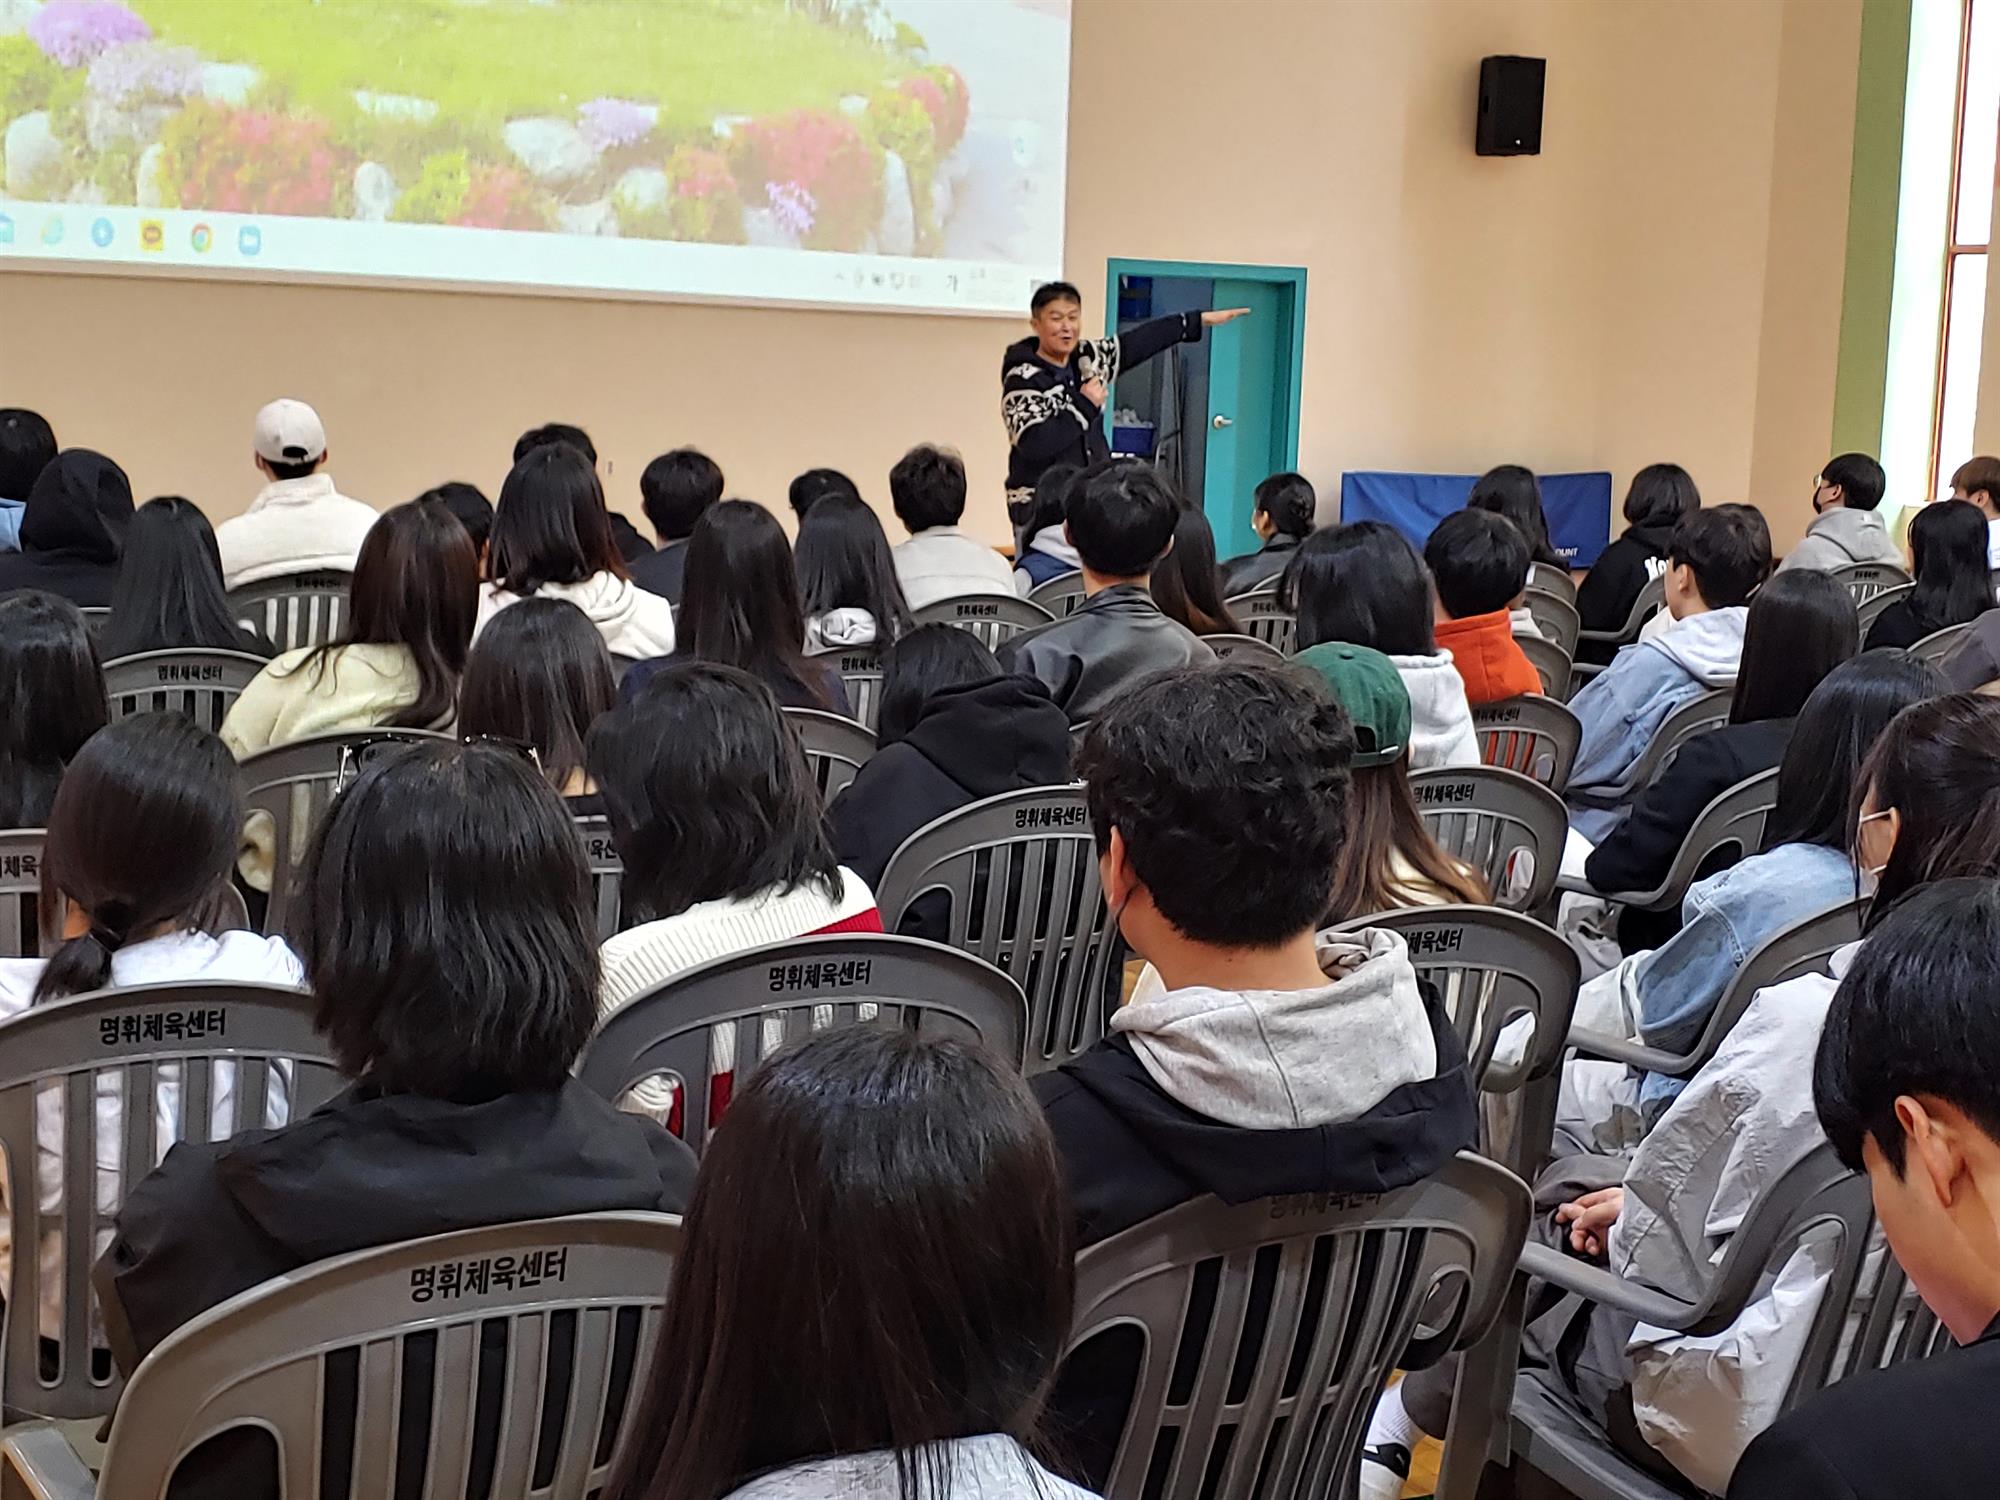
[1777,452,1902,574]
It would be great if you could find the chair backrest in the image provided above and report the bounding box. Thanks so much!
[102,649,269,734]
[1026,570,1087,617]
[78,606,111,636]
[577,934,1027,1154]
[1617,767,1779,912]
[1472,696,1581,791]
[911,594,1055,651]
[227,570,353,653]
[1828,560,1913,607]
[0,981,340,1420]
[1853,580,1914,632]
[810,643,886,731]
[574,815,625,942]
[1221,586,1299,656]
[1516,635,1574,701]
[1526,562,1577,603]
[1205,632,1288,666]
[238,729,454,937]
[0,828,52,960]
[874,785,1119,1072]
[92,1211,681,1499]
[1407,766,1567,912]
[1595,573,1667,647]
[1666,898,1865,1079]
[1520,591,1580,657]
[781,707,876,802]
[1619,684,1734,796]
[1066,1152,1529,1500]
[1911,619,1974,666]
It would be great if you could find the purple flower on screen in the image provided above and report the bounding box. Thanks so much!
[27,0,152,68]
[766,179,816,239]
[578,97,657,153]
[86,41,203,106]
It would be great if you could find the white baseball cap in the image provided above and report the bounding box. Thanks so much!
[253,399,327,465]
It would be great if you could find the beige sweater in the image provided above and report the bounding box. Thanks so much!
[221,643,429,759]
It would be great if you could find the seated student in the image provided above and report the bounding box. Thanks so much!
[458,597,616,814]
[0,591,108,827]
[95,741,697,1500]
[1296,643,1488,917]
[626,447,722,605]
[1778,452,1902,572]
[828,624,1072,896]
[1469,463,1567,579]
[1036,665,1476,1485]
[623,500,849,713]
[1577,463,1701,658]
[788,465,862,523]
[214,400,377,589]
[1283,521,1479,768]
[1424,508,1543,704]
[1728,879,2000,1500]
[1563,651,1939,1150]
[1584,568,1858,910]
[0,407,58,553]
[99,497,276,661]
[1947,453,2000,569]
[1150,507,1244,637]
[478,443,676,660]
[0,449,134,607]
[1013,462,1083,588]
[1864,496,1994,651]
[798,490,914,650]
[1566,504,1772,842]
[998,459,1214,726]
[514,422,653,563]
[601,1028,1090,1500]
[889,444,1018,608]
[416,480,493,558]
[1219,471,1315,595]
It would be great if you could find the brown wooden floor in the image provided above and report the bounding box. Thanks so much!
[1405,1435,1442,1496]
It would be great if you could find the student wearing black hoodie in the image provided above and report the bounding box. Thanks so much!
[1575,463,1700,662]
[1036,665,1477,1485]
[0,448,134,607]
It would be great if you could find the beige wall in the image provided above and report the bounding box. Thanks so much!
[0,0,1857,553]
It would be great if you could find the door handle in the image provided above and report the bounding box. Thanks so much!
[1212,414,1233,430]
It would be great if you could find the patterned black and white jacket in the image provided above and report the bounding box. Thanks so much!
[999,311,1206,507]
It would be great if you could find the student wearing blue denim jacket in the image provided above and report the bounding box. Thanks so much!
[1567,505,1772,844]
[0,408,58,553]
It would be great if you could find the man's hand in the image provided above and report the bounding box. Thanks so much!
[1203,307,1253,327]
[1555,1187,1625,1261]
[1079,377,1107,408]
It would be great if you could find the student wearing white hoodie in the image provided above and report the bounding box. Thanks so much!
[1280,520,1479,768]
[1777,452,1903,574]
[215,399,379,589]
[475,443,676,661]
[796,489,914,651]
[1567,504,1771,843]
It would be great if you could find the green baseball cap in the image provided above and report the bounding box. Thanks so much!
[1294,642,1411,769]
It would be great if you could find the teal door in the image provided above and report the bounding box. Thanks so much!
[1203,277,1294,561]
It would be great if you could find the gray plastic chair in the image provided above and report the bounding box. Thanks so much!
[1520,591,1580,658]
[574,815,625,941]
[809,643,886,730]
[0,828,52,960]
[1472,696,1582,791]
[1205,632,1288,666]
[1,1211,682,1499]
[1408,766,1568,913]
[1563,767,1778,914]
[238,729,453,938]
[227,570,353,653]
[102,649,268,734]
[578,934,1027,1154]
[1026,570,1087,617]
[1221,586,1299,656]
[1911,618,1974,666]
[1065,1152,1530,1500]
[1518,635,1574,701]
[77,608,110,638]
[1827,559,1913,607]
[874,785,1119,1072]
[607,651,643,687]
[782,707,876,802]
[1853,580,1914,632]
[1526,563,1577,603]
[1506,1142,1943,1500]
[912,594,1055,651]
[0,981,337,1422]
[1572,574,1666,688]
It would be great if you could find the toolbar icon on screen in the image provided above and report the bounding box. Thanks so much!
[39,215,63,246]
[190,223,213,253]
[91,217,113,247]
[238,224,262,256]
[0,214,13,246]
[139,219,164,252]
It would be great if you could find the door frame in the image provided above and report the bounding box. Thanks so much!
[1101,257,1308,475]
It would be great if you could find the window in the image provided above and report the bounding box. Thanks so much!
[1935,0,2000,493]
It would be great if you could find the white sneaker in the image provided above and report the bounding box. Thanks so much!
[1357,1442,1412,1500]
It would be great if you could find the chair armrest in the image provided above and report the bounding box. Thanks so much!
[1565,1025,1697,1077]
[2,1426,98,1500]
[1517,1242,1707,1331]
[1555,872,1676,912]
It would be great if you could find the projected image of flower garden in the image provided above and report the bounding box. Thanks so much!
[0,0,1069,291]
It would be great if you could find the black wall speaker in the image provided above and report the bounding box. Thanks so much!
[1477,55,1545,156]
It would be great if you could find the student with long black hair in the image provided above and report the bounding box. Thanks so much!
[602,1028,1088,1500]
[1577,463,1700,646]
[1864,497,1995,651]
[1151,507,1243,637]
[99,497,275,661]
[797,491,914,650]
[1468,463,1565,568]
[458,597,617,810]
[0,590,106,828]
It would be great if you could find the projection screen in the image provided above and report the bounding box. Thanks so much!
[0,0,1071,316]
